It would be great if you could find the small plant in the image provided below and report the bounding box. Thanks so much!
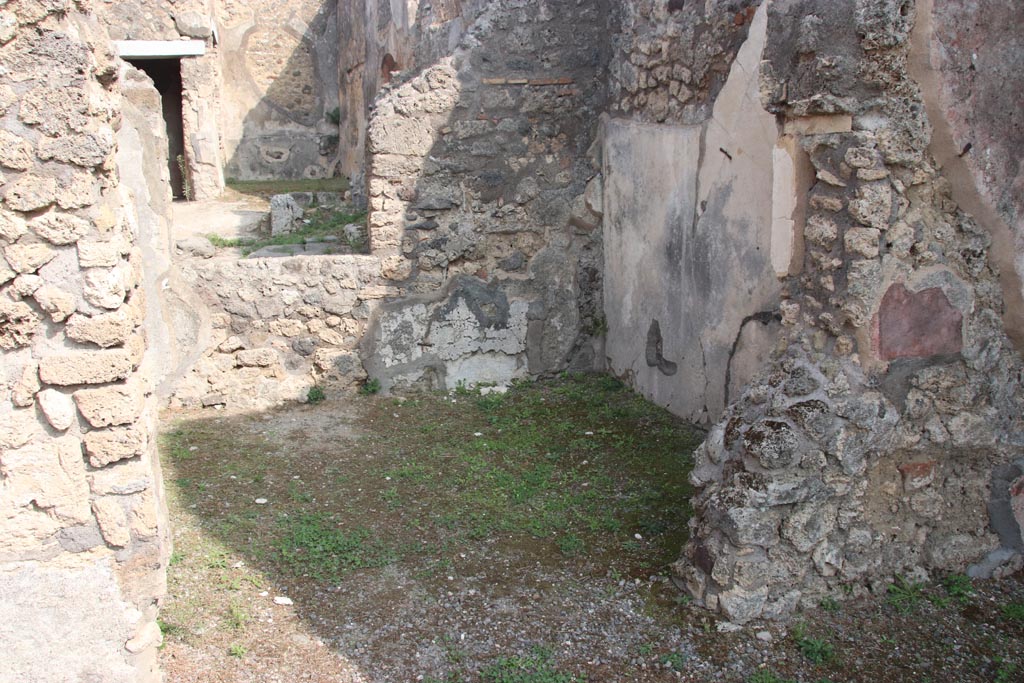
[819,596,839,613]
[556,533,584,557]
[942,573,974,604]
[1001,602,1024,622]
[887,574,925,613]
[747,670,796,683]
[994,657,1020,683]
[793,622,835,665]
[479,646,583,683]
[176,154,194,201]
[659,652,687,671]
[227,602,249,630]
[227,643,246,658]
[360,378,382,395]
[326,106,341,125]
[636,643,654,657]
[307,385,326,404]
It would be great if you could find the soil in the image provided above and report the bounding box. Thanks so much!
[157,376,1024,683]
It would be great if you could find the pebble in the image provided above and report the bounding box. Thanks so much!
[274,596,294,606]
[756,631,772,642]
[255,498,268,505]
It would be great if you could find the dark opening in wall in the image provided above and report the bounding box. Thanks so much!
[381,53,399,84]
[127,57,187,199]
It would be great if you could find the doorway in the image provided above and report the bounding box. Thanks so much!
[127,57,188,199]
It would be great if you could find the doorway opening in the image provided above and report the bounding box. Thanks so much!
[127,57,188,199]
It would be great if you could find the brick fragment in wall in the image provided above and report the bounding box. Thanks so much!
[83,426,148,468]
[4,242,57,273]
[875,283,963,361]
[29,212,90,245]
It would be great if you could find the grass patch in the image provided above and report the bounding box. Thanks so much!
[747,671,796,683]
[275,514,394,581]
[1002,602,1024,622]
[207,207,368,256]
[226,177,348,197]
[479,647,584,683]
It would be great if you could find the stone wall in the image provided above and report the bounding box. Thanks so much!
[358,0,614,391]
[674,0,1024,624]
[218,0,342,181]
[0,3,168,680]
[170,254,391,410]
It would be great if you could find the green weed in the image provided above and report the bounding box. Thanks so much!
[479,646,584,683]
[659,652,687,671]
[1001,602,1024,622]
[227,643,246,658]
[275,514,393,581]
[360,378,382,395]
[793,622,835,665]
[747,671,796,683]
[887,575,925,613]
[307,385,326,404]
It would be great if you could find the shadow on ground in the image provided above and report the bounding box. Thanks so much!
[157,374,708,682]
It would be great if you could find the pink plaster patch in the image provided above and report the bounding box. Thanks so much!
[898,461,937,492]
[876,284,963,361]
[1011,475,1024,545]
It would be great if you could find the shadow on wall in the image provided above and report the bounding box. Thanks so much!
[355,0,615,393]
[220,0,343,181]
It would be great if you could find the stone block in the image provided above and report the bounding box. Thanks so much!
[0,437,91,525]
[4,242,57,273]
[0,299,39,349]
[2,174,57,211]
[65,310,134,347]
[82,266,127,309]
[73,381,145,428]
[38,349,134,385]
[235,348,278,367]
[77,240,124,267]
[91,497,130,548]
[29,212,89,245]
[37,389,76,431]
[88,459,152,495]
[32,284,75,322]
[11,363,40,407]
[83,426,147,468]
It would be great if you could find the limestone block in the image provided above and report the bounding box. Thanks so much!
[88,459,152,496]
[11,363,40,407]
[0,209,27,241]
[0,438,91,525]
[0,130,33,170]
[2,174,57,211]
[58,170,99,210]
[721,507,781,547]
[82,266,127,309]
[38,349,134,385]
[1011,475,1024,546]
[4,242,57,273]
[717,586,768,624]
[782,503,837,553]
[0,258,14,285]
[65,310,134,348]
[843,227,881,258]
[77,240,124,268]
[32,284,76,322]
[37,389,76,431]
[91,498,130,548]
[270,194,304,236]
[0,10,14,44]
[29,212,89,245]
[83,426,147,468]
[37,129,115,168]
[174,10,212,38]
[235,348,277,367]
[128,489,159,538]
[0,299,39,349]
[74,381,145,428]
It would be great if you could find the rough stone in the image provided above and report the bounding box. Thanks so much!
[83,426,148,468]
[37,389,77,431]
[91,498,131,548]
[65,310,135,348]
[29,212,90,245]
[4,242,57,273]
[38,350,135,386]
[74,381,145,428]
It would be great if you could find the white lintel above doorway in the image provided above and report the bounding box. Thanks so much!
[114,40,206,59]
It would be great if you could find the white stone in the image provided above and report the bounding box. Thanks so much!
[37,389,76,431]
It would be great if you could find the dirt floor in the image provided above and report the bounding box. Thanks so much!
[157,375,1024,683]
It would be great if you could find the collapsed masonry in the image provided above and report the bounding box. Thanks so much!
[1,0,1023,680]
